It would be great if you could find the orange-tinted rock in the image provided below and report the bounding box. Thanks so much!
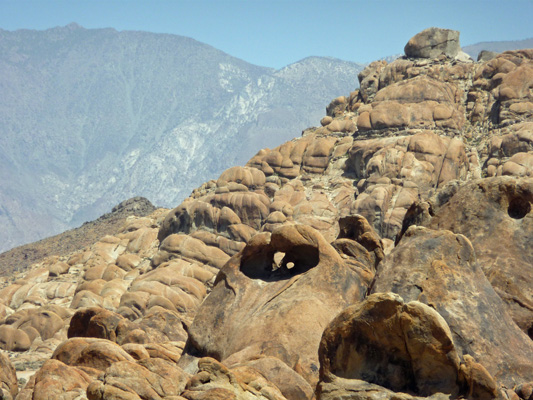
[425,177,533,337]
[181,357,286,400]
[319,292,461,396]
[32,359,92,400]
[404,27,460,59]
[154,234,230,269]
[179,225,368,387]
[87,358,188,400]
[52,337,135,371]
[0,325,31,351]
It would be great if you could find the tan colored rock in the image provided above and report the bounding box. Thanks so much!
[11,308,65,341]
[179,224,367,387]
[326,96,347,117]
[320,116,333,126]
[115,253,142,271]
[71,290,104,309]
[233,356,314,400]
[348,131,468,239]
[358,60,387,103]
[48,261,70,277]
[120,226,159,256]
[302,137,336,174]
[425,177,533,337]
[319,292,461,396]
[372,226,533,387]
[369,76,464,131]
[154,234,230,270]
[152,260,215,285]
[32,359,92,400]
[0,325,31,351]
[87,358,188,400]
[181,357,286,400]
[217,166,266,189]
[0,352,17,399]
[52,337,135,371]
[23,268,49,283]
[460,355,499,400]
[121,343,150,360]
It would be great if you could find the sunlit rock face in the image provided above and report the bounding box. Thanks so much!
[2,27,533,400]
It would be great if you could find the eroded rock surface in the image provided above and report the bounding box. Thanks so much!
[1,27,532,400]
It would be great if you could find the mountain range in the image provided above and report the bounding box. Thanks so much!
[0,23,364,252]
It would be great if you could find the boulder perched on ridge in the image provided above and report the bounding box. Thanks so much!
[405,27,461,59]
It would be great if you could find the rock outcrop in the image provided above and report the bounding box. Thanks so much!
[405,27,461,59]
[0,27,532,400]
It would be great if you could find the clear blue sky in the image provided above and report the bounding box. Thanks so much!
[1,0,532,69]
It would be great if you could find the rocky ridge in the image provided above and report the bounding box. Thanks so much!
[0,24,365,253]
[0,27,532,400]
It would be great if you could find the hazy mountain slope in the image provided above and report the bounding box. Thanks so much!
[463,37,533,59]
[0,24,364,252]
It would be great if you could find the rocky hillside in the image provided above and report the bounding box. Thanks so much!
[0,27,532,400]
[0,197,158,277]
[0,24,364,252]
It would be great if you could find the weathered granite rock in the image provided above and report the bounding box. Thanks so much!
[0,352,17,400]
[3,27,533,400]
[425,177,533,337]
[361,76,465,131]
[319,292,462,396]
[347,130,469,239]
[318,292,501,400]
[233,356,314,400]
[32,359,92,400]
[87,358,189,400]
[180,357,287,400]
[52,337,136,372]
[405,27,460,59]
[179,224,368,387]
[372,226,533,387]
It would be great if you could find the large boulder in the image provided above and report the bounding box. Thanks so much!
[318,292,499,400]
[52,337,135,372]
[87,358,189,400]
[426,177,533,337]
[180,357,287,400]
[404,27,460,59]
[372,226,533,388]
[179,224,369,388]
[31,359,92,400]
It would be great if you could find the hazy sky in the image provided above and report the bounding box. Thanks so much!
[1,0,532,69]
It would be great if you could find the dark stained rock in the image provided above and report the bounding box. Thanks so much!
[317,292,504,400]
[405,27,461,59]
[425,177,533,338]
[319,292,462,397]
[371,226,533,388]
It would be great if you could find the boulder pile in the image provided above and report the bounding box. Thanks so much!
[1,27,532,400]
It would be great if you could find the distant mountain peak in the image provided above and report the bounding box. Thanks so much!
[0,25,365,252]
